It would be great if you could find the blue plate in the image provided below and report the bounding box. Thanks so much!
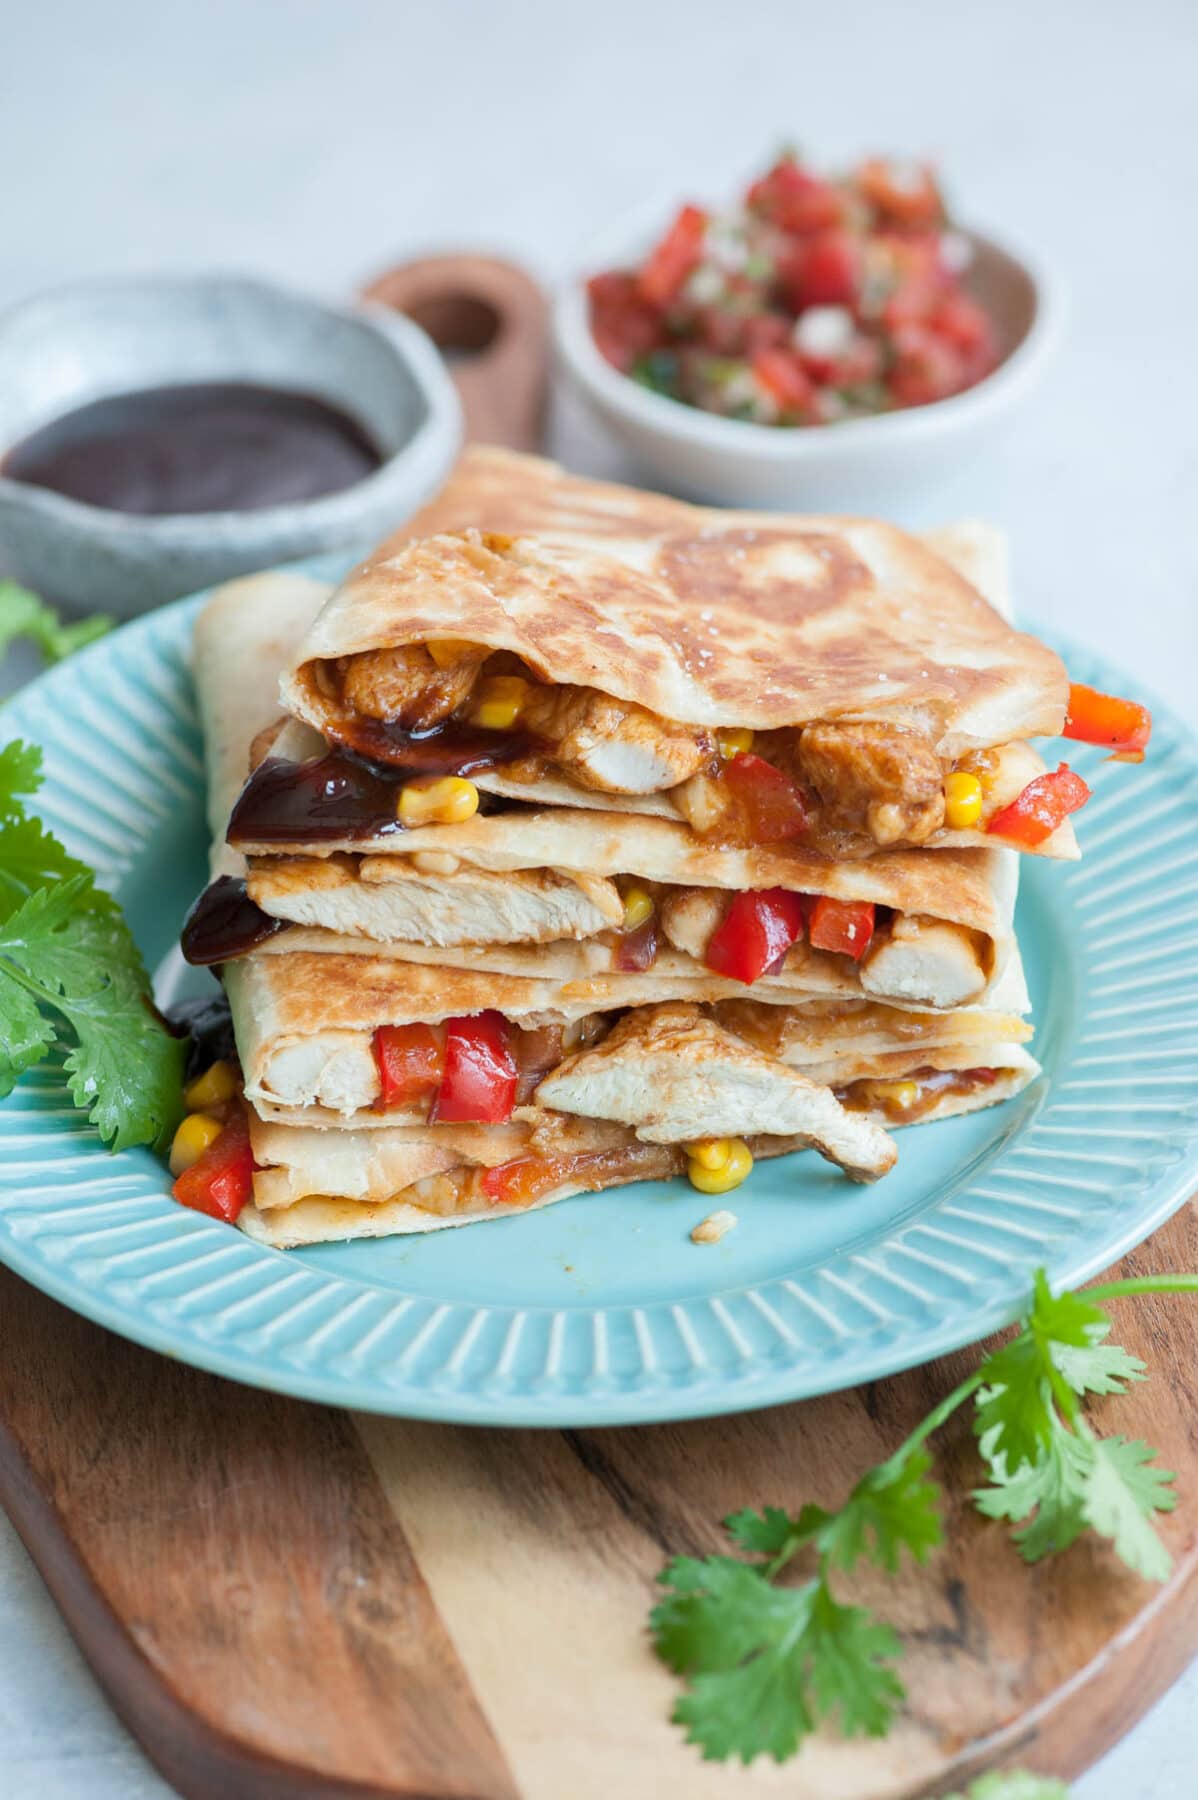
[2,577,1197,1425]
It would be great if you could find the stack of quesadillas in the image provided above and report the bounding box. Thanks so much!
[179,448,1084,1248]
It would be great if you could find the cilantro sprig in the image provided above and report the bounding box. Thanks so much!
[0,580,112,672]
[0,738,184,1149]
[652,1269,1195,1766]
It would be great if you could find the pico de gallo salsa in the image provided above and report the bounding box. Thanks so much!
[587,149,1002,425]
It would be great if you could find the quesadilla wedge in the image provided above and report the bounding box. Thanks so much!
[189,548,1027,1012]
[270,490,1081,858]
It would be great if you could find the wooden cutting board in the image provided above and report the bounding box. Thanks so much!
[2,258,1197,1799]
[2,1208,1197,1800]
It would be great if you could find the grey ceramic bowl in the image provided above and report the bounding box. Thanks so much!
[0,275,462,614]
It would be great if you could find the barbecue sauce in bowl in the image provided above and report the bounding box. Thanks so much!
[1,383,382,514]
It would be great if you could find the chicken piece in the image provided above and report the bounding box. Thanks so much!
[536,1002,897,1182]
[339,642,487,729]
[250,858,623,947]
[859,914,989,1007]
[658,887,728,959]
[797,721,946,846]
[525,685,712,795]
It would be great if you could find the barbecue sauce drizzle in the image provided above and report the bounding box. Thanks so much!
[181,875,288,966]
[226,726,543,848]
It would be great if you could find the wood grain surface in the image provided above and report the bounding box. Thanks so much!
[1,1205,1195,1800]
[361,255,548,451]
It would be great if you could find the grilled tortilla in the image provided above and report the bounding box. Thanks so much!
[273,453,1073,858]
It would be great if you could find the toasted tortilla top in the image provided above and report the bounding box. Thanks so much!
[282,520,1067,755]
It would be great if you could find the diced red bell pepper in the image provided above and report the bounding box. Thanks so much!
[614,915,659,972]
[482,1155,572,1210]
[780,230,861,309]
[986,763,1092,847]
[751,348,814,413]
[372,1023,443,1110]
[1062,682,1152,758]
[705,889,806,985]
[637,204,708,309]
[172,1108,254,1223]
[808,896,876,961]
[722,752,809,843]
[432,1011,518,1123]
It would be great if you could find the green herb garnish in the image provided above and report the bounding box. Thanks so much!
[0,738,184,1149]
[652,1269,1192,1765]
[0,580,113,671]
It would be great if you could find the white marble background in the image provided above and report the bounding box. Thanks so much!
[1,1,1196,1795]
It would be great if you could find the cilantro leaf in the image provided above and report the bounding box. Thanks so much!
[0,812,106,922]
[946,1771,1071,1799]
[0,581,112,668]
[1080,1435,1175,1581]
[0,977,56,1097]
[819,1449,943,1574]
[974,1418,1091,1562]
[724,1503,827,1559]
[655,1561,903,1763]
[1051,1337,1146,1396]
[973,1350,1055,1478]
[0,880,185,1150]
[0,736,43,808]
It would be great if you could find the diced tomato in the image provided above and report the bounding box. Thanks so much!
[751,348,814,413]
[172,1108,254,1223]
[986,763,1092,847]
[807,896,876,962]
[888,322,967,406]
[722,752,809,843]
[930,292,994,356]
[743,313,795,355]
[747,156,844,234]
[614,915,659,972]
[372,1023,443,1110]
[780,230,861,309]
[1062,683,1152,759]
[705,889,806,985]
[856,158,944,229]
[432,1011,518,1123]
[637,204,708,309]
[586,271,662,372]
[482,1155,572,1210]
[799,334,884,388]
[693,304,748,356]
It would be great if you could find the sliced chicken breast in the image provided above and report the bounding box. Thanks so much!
[859,914,989,1007]
[249,858,623,947]
[535,1003,897,1182]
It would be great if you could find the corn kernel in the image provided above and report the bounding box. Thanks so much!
[689,1137,733,1172]
[424,637,473,669]
[398,775,480,827]
[944,770,984,830]
[169,1112,223,1177]
[875,1080,920,1112]
[470,674,529,730]
[183,1059,238,1110]
[688,1138,754,1194]
[621,885,655,931]
[717,727,754,761]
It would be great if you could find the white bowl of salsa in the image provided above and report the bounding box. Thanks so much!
[554,153,1061,510]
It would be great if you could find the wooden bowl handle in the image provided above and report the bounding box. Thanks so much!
[360,255,548,452]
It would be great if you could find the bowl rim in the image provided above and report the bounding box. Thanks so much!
[554,210,1064,462]
[0,272,462,542]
